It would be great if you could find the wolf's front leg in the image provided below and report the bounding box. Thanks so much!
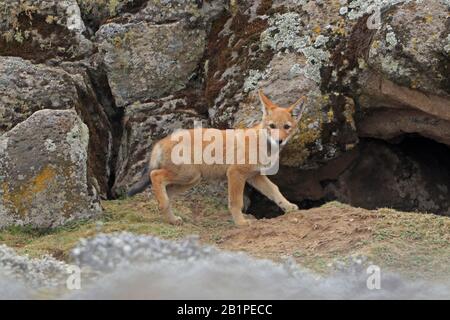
[227,168,251,226]
[248,175,298,213]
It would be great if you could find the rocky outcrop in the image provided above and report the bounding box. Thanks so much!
[108,0,450,213]
[0,56,113,198]
[91,1,225,194]
[77,0,139,33]
[205,0,448,216]
[0,109,101,229]
[96,21,206,108]
[112,97,207,195]
[354,1,450,153]
[0,57,79,133]
[0,0,93,63]
[1,0,449,218]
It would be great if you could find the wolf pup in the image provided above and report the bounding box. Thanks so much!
[127,90,307,226]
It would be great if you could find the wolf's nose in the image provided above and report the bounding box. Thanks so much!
[278,139,283,145]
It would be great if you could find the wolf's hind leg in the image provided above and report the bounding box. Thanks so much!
[166,175,201,199]
[150,169,183,225]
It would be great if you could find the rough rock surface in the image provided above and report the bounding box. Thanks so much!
[0,57,79,134]
[0,109,101,229]
[112,98,207,195]
[0,56,113,198]
[77,0,138,32]
[200,0,450,215]
[78,0,225,33]
[96,21,206,108]
[1,0,450,218]
[0,0,93,63]
[0,244,69,289]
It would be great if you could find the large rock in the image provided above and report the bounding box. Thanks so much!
[0,0,93,63]
[78,0,225,33]
[95,21,206,108]
[0,57,113,198]
[354,1,450,148]
[112,96,207,195]
[0,57,79,134]
[365,0,449,96]
[199,0,450,216]
[77,0,137,32]
[204,0,359,169]
[94,1,226,193]
[0,109,101,229]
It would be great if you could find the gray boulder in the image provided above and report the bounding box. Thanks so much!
[96,21,206,108]
[0,109,101,229]
[0,57,113,198]
[0,57,79,134]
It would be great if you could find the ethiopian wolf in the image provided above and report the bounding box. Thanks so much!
[127,90,306,226]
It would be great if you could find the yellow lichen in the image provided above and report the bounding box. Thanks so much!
[327,109,334,122]
[2,166,56,217]
[45,15,55,24]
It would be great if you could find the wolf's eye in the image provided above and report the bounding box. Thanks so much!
[269,123,276,129]
[284,124,291,130]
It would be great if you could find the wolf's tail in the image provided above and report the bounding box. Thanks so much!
[127,143,163,197]
[127,165,151,197]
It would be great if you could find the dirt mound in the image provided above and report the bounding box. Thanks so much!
[219,205,376,263]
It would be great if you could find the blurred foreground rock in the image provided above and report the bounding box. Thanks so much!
[0,232,449,299]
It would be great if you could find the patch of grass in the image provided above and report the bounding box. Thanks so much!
[360,208,450,279]
[0,192,449,281]
[320,201,352,209]
[0,192,231,259]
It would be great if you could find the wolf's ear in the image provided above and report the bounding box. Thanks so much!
[287,96,307,121]
[258,90,277,115]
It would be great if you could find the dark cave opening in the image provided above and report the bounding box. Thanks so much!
[390,134,450,168]
[246,134,450,219]
[244,184,327,219]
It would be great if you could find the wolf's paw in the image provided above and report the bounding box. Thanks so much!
[167,215,183,226]
[234,217,251,227]
[283,202,299,213]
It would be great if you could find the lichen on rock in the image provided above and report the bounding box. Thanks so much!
[0,0,93,63]
[0,109,101,229]
[96,21,206,108]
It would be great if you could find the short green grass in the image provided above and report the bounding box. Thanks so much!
[0,193,231,260]
[366,207,450,279]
